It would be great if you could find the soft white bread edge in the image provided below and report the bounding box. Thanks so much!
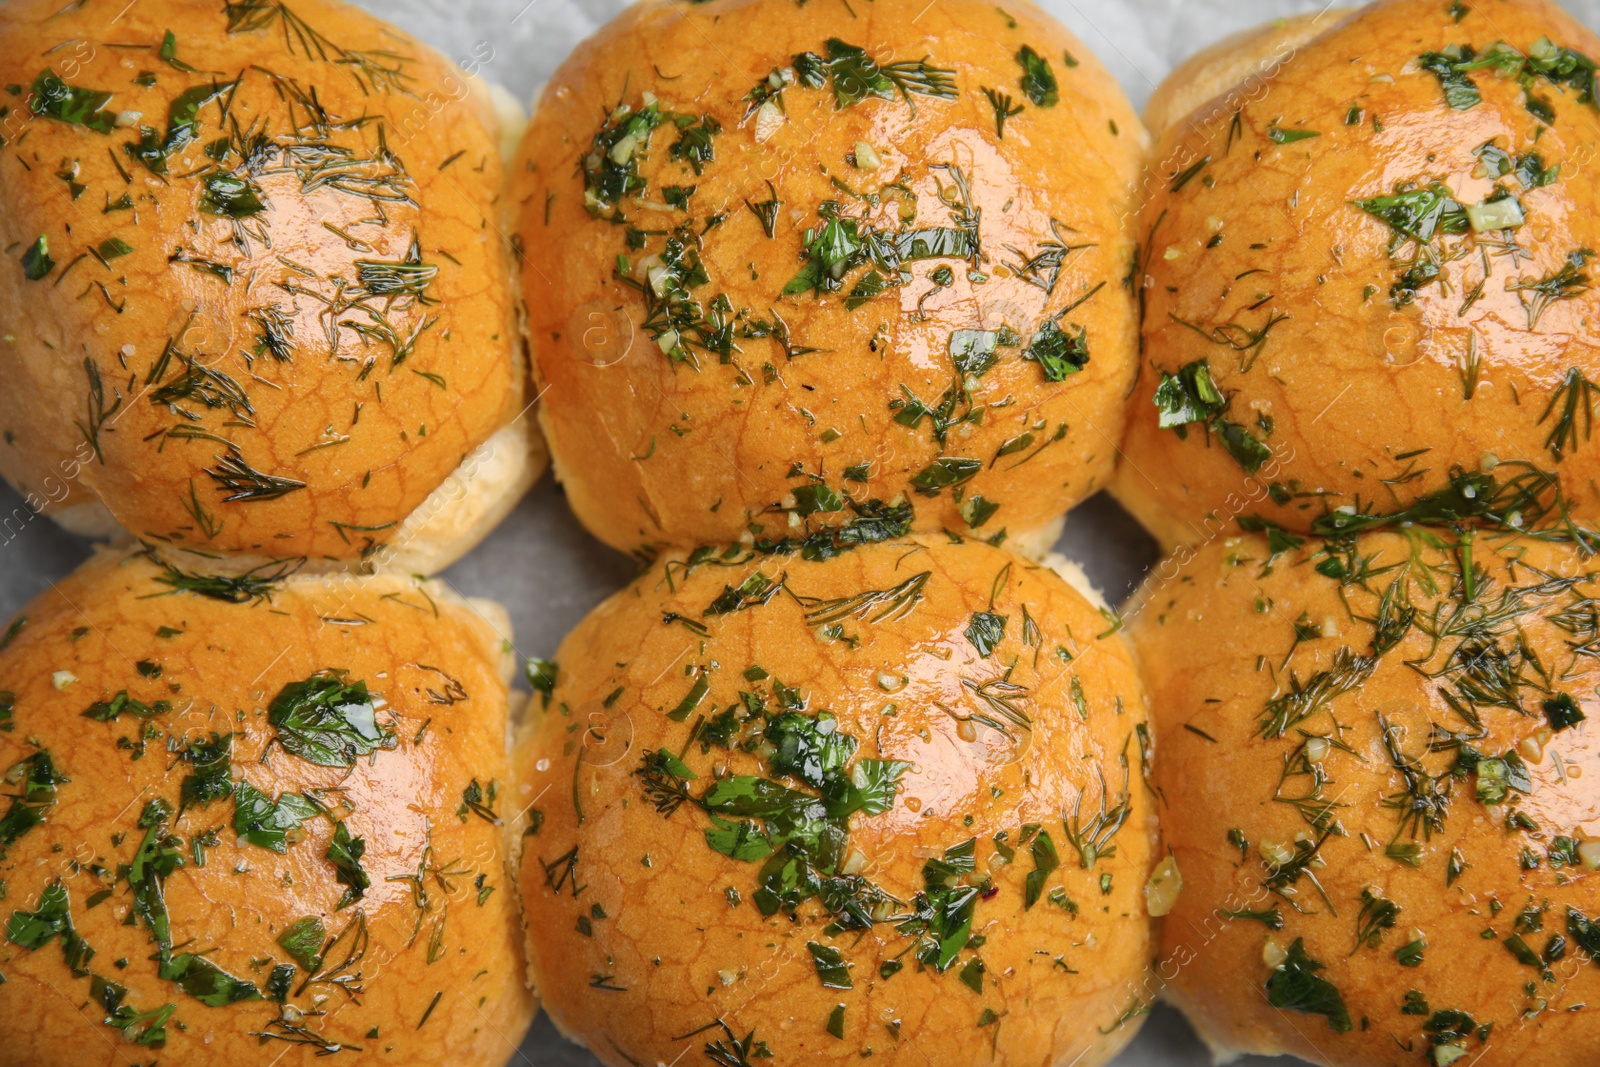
[1142,10,1352,137]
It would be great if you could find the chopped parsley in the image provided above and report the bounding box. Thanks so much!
[1419,37,1598,122]
[125,81,234,175]
[178,732,233,811]
[28,69,115,133]
[199,171,266,218]
[1420,46,1485,109]
[1152,359,1270,472]
[807,941,853,989]
[1475,141,1559,188]
[964,611,1007,658]
[91,977,175,1047]
[267,672,395,767]
[1015,45,1058,107]
[1022,318,1089,381]
[910,456,982,494]
[457,778,501,824]
[1543,692,1587,731]
[669,114,721,174]
[157,951,261,1007]
[1265,938,1351,1033]
[6,880,93,972]
[1024,830,1059,909]
[949,327,1015,378]
[325,821,370,909]
[636,694,924,966]
[0,749,67,856]
[232,780,318,853]
[582,100,663,217]
[751,498,915,561]
[21,236,54,281]
[1266,125,1320,143]
[898,838,984,972]
[526,657,559,709]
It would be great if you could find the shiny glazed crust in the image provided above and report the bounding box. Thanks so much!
[513,0,1144,557]
[517,536,1159,1067]
[1112,0,1600,551]
[0,0,530,562]
[0,549,534,1064]
[1131,530,1600,1065]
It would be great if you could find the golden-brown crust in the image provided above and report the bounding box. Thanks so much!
[517,536,1157,1067]
[1130,530,1600,1065]
[0,0,526,561]
[1113,0,1600,551]
[513,0,1144,556]
[1141,11,1354,137]
[0,549,533,1064]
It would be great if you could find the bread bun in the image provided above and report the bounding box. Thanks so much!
[0,0,542,570]
[0,549,533,1064]
[513,0,1144,558]
[516,535,1159,1067]
[1131,528,1600,1065]
[1113,0,1600,550]
[1140,11,1350,136]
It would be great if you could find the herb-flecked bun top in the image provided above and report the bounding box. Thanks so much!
[0,0,535,566]
[0,549,533,1064]
[1131,529,1600,1066]
[513,0,1145,560]
[1112,0,1600,551]
[516,536,1162,1067]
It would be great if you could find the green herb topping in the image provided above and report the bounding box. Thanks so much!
[267,672,396,767]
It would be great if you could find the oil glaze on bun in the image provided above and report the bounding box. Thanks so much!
[1132,529,1600,1066]
[0,0,542,572]
[0,549,534,1064]
[1113,0,1600,550]
[516,535,1160,1067]
[513,0,1144,560]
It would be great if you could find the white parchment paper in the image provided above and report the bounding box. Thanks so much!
[2,1,1597,1064]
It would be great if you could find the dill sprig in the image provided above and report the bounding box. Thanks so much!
[224,1,413,95]
[1377,715,1454,844]
[75,357,123,465]
[1539,366,1600,461]
[206,449,307,502]
[1273,739,1346,832]
[148,349,256,425]
[957,673,1033,738]
[1262,826,1337,910]
[250,305,296,363]
[1060,765,1132,869]
[981,87,1023,139]
[354,233,436,301]
[702,1021,772,1067]
[1002,218,1094,296]
[794,571,930,627]
[143,549,302,604]
[293,909,369,1000]
[1168,307,1290,374]
[1259,647,1377,739]
[1510,249,1591,329]
[1352,887,1400,954]
[1310,462,1600,553]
